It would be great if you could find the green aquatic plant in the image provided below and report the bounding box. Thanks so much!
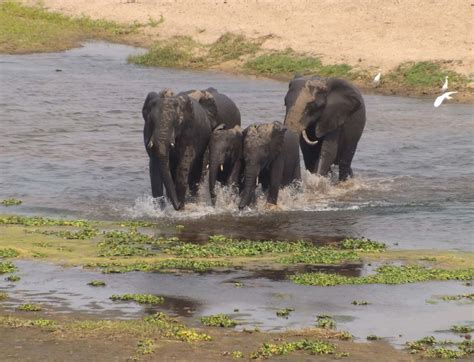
[440,294,474,302]
[339,238,386,252]
[0,215,91,227]
[336,331,353,341]
[200,314,237,328]
[6,274,20,282]
[17,303,42,312]
[450,325,473,333]
[0,292,8,301]
[249,339,336,359]
[37,227,99,240]
[276,308,294,318]
[0,248,19,258]
[98,229,156,257]
[316,315,336,329]
[87,280,106,287]
[144,312,211,342]
[366,335,381,341]
[0,261,16,274]
[291,265,474,286]
[351,300,370,305]
[407,336,472,359]
[136,338,155,355]
[1,198,22,206]
[278,248,359,264]
[110,294,164,305]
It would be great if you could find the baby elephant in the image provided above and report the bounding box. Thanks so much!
[239,121,301,209]
[208,124,243,205]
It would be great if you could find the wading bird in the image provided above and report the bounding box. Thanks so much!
[441,76,449,93]
[434,91,457,107]
[373,72,381,87]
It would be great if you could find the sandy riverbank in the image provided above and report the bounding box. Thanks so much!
[20,0,473,77]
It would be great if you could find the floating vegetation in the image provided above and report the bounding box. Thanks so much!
[88,259,230,274]
[110,294,164,305]
[87,280,106,287]
[0,261,16,274]
[439,294,474,302]
[316,315,336,329]
[291,265,474,286]
[17,303,42,312]
[6,274,20,282]
[351,300,370,306]
[98,229,156,257]
[144,312,211,342]
[233,281,244,288]
[0,248,19,258]
[0,292,8,301]
[200,314,237,328]
[276,308,294,318]
[249,339,336,359]
[451,325,473,334]
[278,249,359,265]
[339,238,386,252]
[366,335,381,341]
[0,215,91,227]
[136,338,155,355]
[36,227,99,240]
[407,336,473,359]
[1,198,22,206]
[336,331,353,341]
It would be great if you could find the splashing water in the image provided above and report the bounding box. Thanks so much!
[125,170,392,220]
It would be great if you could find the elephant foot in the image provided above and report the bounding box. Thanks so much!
[264,202,282,212]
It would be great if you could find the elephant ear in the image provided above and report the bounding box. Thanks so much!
[197,91,219,129]
[315,80,361,138]
[142,91,160,121]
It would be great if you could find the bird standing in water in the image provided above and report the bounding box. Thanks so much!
[441,76,449,93]
[373,72,381,87]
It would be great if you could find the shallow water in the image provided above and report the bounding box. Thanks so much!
[1,42,473,250]
[1,261,472,346]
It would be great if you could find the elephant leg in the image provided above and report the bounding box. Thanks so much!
[228,159,242,186]
[188,154,204,197]
[149,156,163,197]
[175,149,195,205]
[316,128,340,176]
[267,158,284,204]
[338,141,358,181]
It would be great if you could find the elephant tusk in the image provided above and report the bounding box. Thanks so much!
[147,139,154,149]
[256,176,259,185]
[302,129,319,145]
[206,164,209,169]
[170,142,175,148]
[220,164,224,172]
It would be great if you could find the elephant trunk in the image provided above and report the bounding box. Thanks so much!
[208,153,223,206]
[239,168,258,209]
[284,101,306,134]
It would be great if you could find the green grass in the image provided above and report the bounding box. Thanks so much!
[208,32,261,62]
[451,325,472,333]
[0,215,92,227]
[17,303,42,312]
[249,339,336,359]
[388,61,468,88]
[0,248,19,258]
[244,49,353,78]
[407,336,473,359]
[1,198,22,206]
[88,259,230,273]
[200,314,237,328]
[0,1,140,54]
[110,294,164,305]
[0,261,16,274]
[143,312,211,342]
[339,238,386,252]
[87,280,106,287]
[291,265,474,286]
[0,292,8,301]
[366,335,381,341]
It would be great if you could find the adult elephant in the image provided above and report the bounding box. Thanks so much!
[284,76,366,181]
[208,124,243,205]
[239,121,300,209]
[142,90,211,210]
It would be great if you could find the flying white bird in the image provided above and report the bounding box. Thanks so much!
[441,76,448,92]
[434,91,457,107]
[373,72,381,87]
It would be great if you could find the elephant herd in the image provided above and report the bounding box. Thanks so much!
[142,76,366,211]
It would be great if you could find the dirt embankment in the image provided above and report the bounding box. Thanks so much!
[21,0,473,76]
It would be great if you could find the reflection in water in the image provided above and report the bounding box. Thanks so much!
[0,42,473,250]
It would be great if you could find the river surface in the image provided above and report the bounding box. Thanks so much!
[1,42,473,250]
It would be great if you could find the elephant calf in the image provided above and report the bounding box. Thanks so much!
[208,124,243,205]
[239,121,301,209]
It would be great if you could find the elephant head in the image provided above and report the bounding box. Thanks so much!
[144,90,195,210]
[239,122,286,209]
[208,124,243,205]
[284,77,362,142]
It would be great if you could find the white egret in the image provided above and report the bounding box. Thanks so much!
[373,72,381,87]
[441,76,448,92]
[434,91,457,107]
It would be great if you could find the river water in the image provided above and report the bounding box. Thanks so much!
[1,42,473,250]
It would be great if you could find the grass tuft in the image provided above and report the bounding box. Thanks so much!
[110,294,164,305]
[250,339,336,359]
[200,314,237,328]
